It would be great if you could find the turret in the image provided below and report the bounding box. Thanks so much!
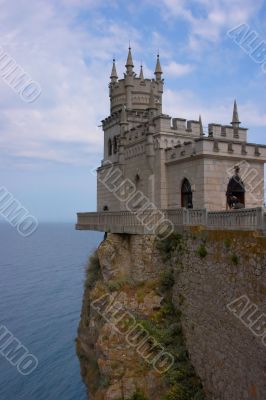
[154,54,163,81]
[231,100,240,127]
[199,115,204,136]
[110,59,118,83]
[124,47,134,109]
[231,100,241,138]
[125,47,134,75]
[139,64,144,81]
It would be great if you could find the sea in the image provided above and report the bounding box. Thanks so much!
[0,223,102,400]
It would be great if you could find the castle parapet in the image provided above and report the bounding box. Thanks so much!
[209,123,248,142]
[165,137,266,162]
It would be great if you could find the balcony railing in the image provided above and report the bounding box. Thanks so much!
[76,207,266,235]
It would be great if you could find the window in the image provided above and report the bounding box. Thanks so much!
[113,136,118,154]
[181,178,193,208]
[108,138,112,156]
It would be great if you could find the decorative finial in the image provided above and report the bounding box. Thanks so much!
[231,99,241,127]
[199,115,204,136]
[125,46,134,72]
[154,53,162,80]
[139,64,144,80]
[110,58,118,82]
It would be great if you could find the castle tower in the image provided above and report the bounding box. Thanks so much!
[108,48,164,114]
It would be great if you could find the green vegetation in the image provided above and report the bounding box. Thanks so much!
[84,251,102,289]
[135,299,205,400]
[230,253,239,265]
[154,232,206,400]
[156,233,186,261]
[106,276,134,292]
[130,389,148,400]
[196,244,208,258]
[160,269,175,292]
[224,237,231,251]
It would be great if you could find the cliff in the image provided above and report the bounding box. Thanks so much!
[77,230,266,400]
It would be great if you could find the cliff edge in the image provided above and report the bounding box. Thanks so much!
[77,231,266,400]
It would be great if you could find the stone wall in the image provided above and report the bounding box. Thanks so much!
[77,231,266,400]
[172,229,266,399]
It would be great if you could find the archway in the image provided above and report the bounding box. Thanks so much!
[226,169,245,208]
[181,178,193,208]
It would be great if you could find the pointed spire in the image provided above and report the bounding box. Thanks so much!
[125,46,134,73]
[139,64,144,80]
[110,59,118,83]
[154,53,162,80]
[148,87,157,110]
[120,105,128,125]
[231,99,241,127]
[199,115,204,136]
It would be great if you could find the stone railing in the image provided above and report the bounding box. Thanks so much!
[76,207,266,235]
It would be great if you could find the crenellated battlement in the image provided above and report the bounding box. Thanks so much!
[165,137,266,163]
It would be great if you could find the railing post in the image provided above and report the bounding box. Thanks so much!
[202,209,207,227]
[182,208,188,225]
[256,207,264,230]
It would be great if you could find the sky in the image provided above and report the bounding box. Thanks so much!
[0,0,266,222]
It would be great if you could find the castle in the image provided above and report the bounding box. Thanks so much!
[76,48,266,234]
[97,48,266,212]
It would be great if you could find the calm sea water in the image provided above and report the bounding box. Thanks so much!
[0,223,102,400]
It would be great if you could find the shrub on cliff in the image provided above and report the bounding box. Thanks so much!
[130,389,148,400]
[160,270,175,292]
[84,251,102,289]
[156,233,186,260]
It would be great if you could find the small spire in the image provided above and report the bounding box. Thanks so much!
[125,46,134,72]
[120,105,128,125]
[199,115,204,136]
[110,59,118,82]
[154,53,162,80]
[139,64,144,80]
[231,99,241,127]
[148,87,157,110]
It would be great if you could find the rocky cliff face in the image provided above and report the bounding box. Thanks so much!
[77,230,266,400]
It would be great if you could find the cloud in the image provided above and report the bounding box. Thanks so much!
[157,0,263,48]
[163,88,266,132]
[0,0,140,167]
[164,61,194,76]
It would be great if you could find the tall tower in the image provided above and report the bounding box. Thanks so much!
[108,48,164,114]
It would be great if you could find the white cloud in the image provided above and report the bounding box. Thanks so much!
[0,0,140,167]
[158,0,263,48]
[163,88,266,132]
[164,61,194,76]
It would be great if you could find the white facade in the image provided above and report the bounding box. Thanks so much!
[97,49,266,212]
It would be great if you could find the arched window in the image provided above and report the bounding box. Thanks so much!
[226,168,245,208]
[108,138,112,156]
[181,178,193,208]
[113,136,118,154]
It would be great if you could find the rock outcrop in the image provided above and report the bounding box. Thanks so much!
[77,230,266,400]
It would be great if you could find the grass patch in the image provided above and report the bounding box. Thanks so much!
[196,244,207,258]
[106,276,135,292]
[224,237,231,251]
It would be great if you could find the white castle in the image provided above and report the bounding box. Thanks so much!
[97,48,266,212]
[76,48,266,234]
